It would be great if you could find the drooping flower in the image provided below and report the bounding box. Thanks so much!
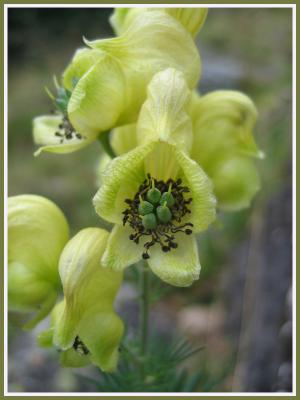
[33,9,202,155]
[93,69,216,287]
[110,7,208,38]
[189,90,263,211]
[38,228,124,372]
[8,195,69,329]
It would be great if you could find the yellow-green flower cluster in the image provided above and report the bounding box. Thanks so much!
[8,7,262,372]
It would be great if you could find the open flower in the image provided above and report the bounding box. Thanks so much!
[33,9,201,155]
[38,228,124,372]
[108,87,263,212]
[94,69,216,287]
[110,7,208,38]
[8,195,69,329]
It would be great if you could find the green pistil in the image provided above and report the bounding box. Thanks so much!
[142,213,157,230]
[156,202,172,223]
[146,180,161,204]
[159,184,175,207]
[138,195,155,216]
[123,174,193,259]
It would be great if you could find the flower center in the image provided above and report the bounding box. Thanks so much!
[123,174,193,259]
[54,115,84,143]
[73,335,89,356]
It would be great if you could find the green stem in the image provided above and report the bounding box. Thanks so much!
[139,263,150,358]
[98,131,116,158]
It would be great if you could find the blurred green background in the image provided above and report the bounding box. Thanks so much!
[8,7,293,393]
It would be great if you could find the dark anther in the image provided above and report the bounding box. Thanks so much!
[73,335,89,355]
[142,252,150,259]
[185,229,193,235]
[54,115,85,143]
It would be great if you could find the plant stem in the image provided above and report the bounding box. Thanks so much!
[98,131,116,158]
[139,262,150,358]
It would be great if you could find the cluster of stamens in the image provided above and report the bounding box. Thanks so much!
[48,78,85,144]
[72,335,89,356]
[54,115,84,144]
[123,174,193,259]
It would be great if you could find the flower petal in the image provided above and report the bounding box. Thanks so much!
[33,115,95,155]
[166,8,208,37]
[62,47,103,90]
[96,152,112,187]
[174,149,217,233]
[211,156,261,211]
[59,348,90,368]
[190,90,263,171]
[93,143,155,224]
[110,8,208,37]
[148,233,200,287]
[137,68,193,153]
[110,123,137,156]
[67,54,126,138]
[78,311,124,372]
[54,227,123,371]
[101,224,144,271]
[90,10,200,90]
[8,195,69,327]
[8,195,69,281]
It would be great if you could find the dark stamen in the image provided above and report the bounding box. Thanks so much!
[73,335,89,355]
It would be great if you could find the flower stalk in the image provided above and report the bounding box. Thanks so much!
[140,262,150,359]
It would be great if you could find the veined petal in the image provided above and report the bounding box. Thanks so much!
[148,234,200,287]
[110,123,137,156]
[101,224,144,271]
[8,195,69,327]
[38,301,91,368]
[89,11,200,90]
[110,8,208,37]
[33,115,95,155]
[67,54,126,138]
[60,348,90,368]
[166,8,208,37]
[190,90,263,171]
[174,149,217,233]
[62,47,103,90]
[93,143,155,224]
[211,156,261,211]
[96,152,112,187]
[137,68,193,153]
[54,228,123,371]
[109,7,138,35]
[8,195,69,281]
[78,311,124,372]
